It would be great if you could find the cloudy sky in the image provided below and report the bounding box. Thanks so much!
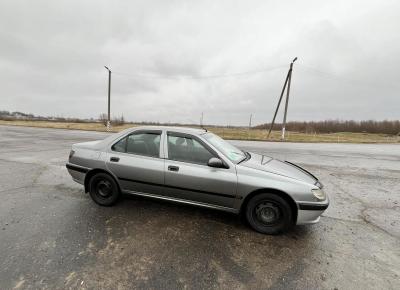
[0,0,399,125]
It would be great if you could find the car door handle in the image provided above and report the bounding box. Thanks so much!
[168,165,179,172]
[110,157,120,162]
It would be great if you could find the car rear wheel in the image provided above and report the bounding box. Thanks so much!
[245,193,293,235]
[89,173,120,206]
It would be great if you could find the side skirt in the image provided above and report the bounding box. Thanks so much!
[123,189,239,214]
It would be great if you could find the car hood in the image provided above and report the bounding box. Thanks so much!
[240,152,317,185]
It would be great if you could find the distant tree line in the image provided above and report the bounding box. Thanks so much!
[1,110,398,134]
[254,120,400,135]
[0,110,35,118]
[98,113,125,126]
[0,110,96,123]
[0,110,125,126]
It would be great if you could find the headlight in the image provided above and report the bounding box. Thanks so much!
[312,188,326,200]
[69,150,75,160]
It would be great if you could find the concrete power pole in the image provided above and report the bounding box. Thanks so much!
[249,113,253,129]
[267,57,297,140]
[104,66,111,131]
[281,61,294,140]
[248,113,253,140]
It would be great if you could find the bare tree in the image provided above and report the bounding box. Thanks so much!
[99,113,108,126]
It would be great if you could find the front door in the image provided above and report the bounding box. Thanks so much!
[106,130,165,195]
[163,132,237,209]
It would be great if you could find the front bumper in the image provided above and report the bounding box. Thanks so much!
[296,197,329,225]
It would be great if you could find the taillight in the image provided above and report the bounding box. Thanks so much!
[69,150,75,160]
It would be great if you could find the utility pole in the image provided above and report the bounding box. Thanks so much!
[248,113,253,140]
[104,66,111,131]
[200,112,204,128]
[267,57,297,140]
[249,113,253,129]
[281,59,296,140]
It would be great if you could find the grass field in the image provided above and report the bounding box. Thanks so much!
[0,120,399,143]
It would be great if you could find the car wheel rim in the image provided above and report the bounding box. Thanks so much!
[254,202,281,225]
[96,180,112,198]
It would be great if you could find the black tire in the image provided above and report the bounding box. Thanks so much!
[89,173,120,206]
[245,193,293,235]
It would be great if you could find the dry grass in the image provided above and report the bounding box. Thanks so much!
[0,120,131,132]
[0,120,399,143]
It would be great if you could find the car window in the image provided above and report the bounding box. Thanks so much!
[167,134,214,165]
[112,137,127,153]
[112,132,161,158]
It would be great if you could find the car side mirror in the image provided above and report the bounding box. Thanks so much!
[208,157,224,168]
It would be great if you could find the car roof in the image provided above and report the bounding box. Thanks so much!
[130,125,207,136]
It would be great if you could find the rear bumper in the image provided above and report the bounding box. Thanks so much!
[296,198,329,225]
[66,163,89,185]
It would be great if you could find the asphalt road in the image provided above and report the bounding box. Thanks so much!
[0,125,399,290]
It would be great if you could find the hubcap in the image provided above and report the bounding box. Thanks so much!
[255,202,281,225]
[97,180,112,197]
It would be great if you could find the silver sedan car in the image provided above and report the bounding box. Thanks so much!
[66,126,329,234]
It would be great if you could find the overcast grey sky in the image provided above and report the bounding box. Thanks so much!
[0,0,399,125]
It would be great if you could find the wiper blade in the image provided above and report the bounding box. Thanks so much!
[238,151,250,164]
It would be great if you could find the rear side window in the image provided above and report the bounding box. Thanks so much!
[167,134,214,165]
[112,132,161,158]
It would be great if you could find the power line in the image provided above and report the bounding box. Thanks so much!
[112,64,287,81]
[297,63,399,89]
[297,64,359,83]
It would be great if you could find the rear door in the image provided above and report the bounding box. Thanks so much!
[106,130,165,195]
[163,131,237,209]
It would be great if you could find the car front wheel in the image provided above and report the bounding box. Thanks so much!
[245,193,293,235]
[89,173,120,206]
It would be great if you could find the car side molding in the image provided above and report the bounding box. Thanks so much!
[118,177,237,199]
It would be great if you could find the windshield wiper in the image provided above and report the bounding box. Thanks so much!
[238,151,250,164]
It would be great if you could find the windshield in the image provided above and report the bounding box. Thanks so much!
[203,133,246,163]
